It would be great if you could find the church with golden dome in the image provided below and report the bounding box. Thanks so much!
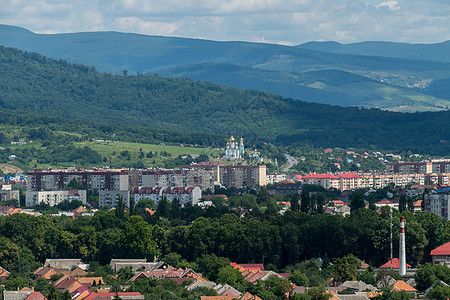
[225,136,245,160]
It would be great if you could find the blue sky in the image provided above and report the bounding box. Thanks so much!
[1,0,449,45]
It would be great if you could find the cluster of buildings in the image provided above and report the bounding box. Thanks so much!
[24,162,266,208]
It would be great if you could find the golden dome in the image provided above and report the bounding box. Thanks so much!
[229,136,235,142]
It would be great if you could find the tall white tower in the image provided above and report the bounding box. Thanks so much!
[399,216,407,276]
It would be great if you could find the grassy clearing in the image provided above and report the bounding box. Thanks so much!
[78,141,221,157]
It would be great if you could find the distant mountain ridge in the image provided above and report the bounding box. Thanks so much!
[298,40,450,63]
[1,24,450,111]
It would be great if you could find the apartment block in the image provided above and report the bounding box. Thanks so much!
[25,190,86,206]
[219,164,266,188]
[27,168,128,191]
[424,190,450,220]
[131,186,202,206]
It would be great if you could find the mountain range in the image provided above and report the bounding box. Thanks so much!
[2,24,450,112]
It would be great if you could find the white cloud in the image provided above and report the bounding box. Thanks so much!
[375,1,399,11]
[0,0,450,44]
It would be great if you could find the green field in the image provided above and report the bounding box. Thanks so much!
[78,141,221,157]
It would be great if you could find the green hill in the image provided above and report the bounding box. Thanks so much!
[0,46,450,155]
[2,24,450,111]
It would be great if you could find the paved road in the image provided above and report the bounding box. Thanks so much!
[283,153,298,172]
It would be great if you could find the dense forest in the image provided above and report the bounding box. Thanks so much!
[0,46,450,155]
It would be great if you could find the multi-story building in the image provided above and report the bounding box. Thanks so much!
[337,173,365,191]
[131,186,202,206]
[302,173,340,190]
[387,160,450,175]
[98,190,130,208]
[424,189,450,220]
[27,168,128,191]
[0,185,20,202]
[25,190,86,206]
[219,164,266,188]
[142,167,217,191]
[266,174,288,185]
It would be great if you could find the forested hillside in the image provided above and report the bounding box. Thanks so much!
[1,46,450,155]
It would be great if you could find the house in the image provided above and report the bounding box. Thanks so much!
[0,265,10,280]
[430,242,450,266]
[231,263,264,272]
[44,259,86,270]
[3,291,47,300]
[75,277,104,287]
[240,292,262,300]
[340,281,377,292]
[214,284,242,297]
[109,259,168,273]
[391,280,417,297]
[186,280,217,291]
[83,292,144,300]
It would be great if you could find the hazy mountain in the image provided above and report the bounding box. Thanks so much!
[2,24,450,111]
[298,40,450,63]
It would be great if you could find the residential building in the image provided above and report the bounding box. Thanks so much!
[142,167,217,191]
[131,186,202,206]
[430,242,450,266]
[266,182,302,195]
[98,190,130,208]
[302,173,340,190]
[0,184,19,202]
[424,190,450,220]
[27,168,128,191]
[219,164,266,188]
[386,160,450,174]
[266,173,287,185]
[25,190,86,207]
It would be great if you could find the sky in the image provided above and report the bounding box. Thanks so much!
[1,0,450,45]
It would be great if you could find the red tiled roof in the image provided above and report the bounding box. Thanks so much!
[377,200,392,204]
[295,175,303,180]
[431,242,450,256]
[303,173,340,180]
[25,292,47,300]
[337,173,361,179]
[379,258,411,269]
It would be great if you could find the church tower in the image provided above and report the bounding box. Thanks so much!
[239,138,245,156]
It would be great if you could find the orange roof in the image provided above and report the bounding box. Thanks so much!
[431,242,450,256]
[0,266,10,277]
[145,208,155,215]
[413,200,422,208]
[366,292,382,299]
[67,281,84,294]
[392,280,417,292]
[240,292,262,300]
[76,277,104,286]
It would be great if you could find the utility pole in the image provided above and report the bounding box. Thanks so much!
[390,207,393,270]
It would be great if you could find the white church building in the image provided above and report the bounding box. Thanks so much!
[225,136,244,160]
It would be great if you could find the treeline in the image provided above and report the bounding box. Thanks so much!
[1,46,450,154]
[0,202,448,274]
